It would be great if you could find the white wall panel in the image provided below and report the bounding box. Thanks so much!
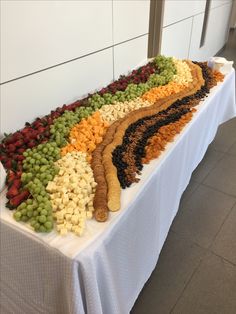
[113,0,150,44]
[163,0,206,27]
[188,13,205,60]
[189,4,232,61]
[210,0,232,9]
[161,18,193,59]
[1,49,113,136]
[113,35,148,80]
[230,0,236,28]
[1,0,112,83]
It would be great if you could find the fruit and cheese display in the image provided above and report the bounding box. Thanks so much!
[0,55,225,236]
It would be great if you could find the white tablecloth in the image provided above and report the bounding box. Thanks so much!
[1,69,235,314]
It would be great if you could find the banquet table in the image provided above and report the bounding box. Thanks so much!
[0,69,235,314]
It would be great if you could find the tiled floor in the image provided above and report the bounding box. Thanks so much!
[131,29,236,313]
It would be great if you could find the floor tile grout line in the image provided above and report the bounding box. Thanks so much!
[211,147,229,154]
[164,232,210,313]
[200,181,236,199]
[170,229,210,252]
[226,151,236,157]
[169,251,236,313]
[169,249,236,313]
[190,139,231,184]
[209,250,236,267]
[211,140,236,155]
[170,229,203,248]
[225,139,236,155]
[172,188,236,268]
[180,182,200,203]
[171,228,220,253]
[179,172,236,210]
[196,149,227,185]
[179,182,202,208]
[169,254,206,314]
[172,193,236,249]
[208,199,236,249]
[170,229,236,268]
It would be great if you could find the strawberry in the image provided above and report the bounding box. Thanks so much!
[61,104,67,111]
[56,107,64,114]
[37,126,45,134]
[50,112,60,119]
[4,159,18,171]
[6,185,19,199]
[7,144,16,153]
[4,132,22,145]
[17,148,25,154]
[4,136,14,145]
[71,100,81,107]
[15,155,24,161]
[30,130,39,140]
[0,154,7,162]
[14,139,24,147]
[65,103,78,111]
[43,130,50,138]
[32,119,43,129]
[10,178,21,189]
[21,127,32,135]
[6,170,16,184]
[23,135,31,143]
[27,140,36,148]
[4,159,13,169]
[15,169,22,178]
[47,117,53,124]
[41,139,48,144]
[6,190,30,209]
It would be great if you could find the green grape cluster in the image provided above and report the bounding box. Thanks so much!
[88,84,150,107]
[86,56,177,108]
[22,142,60,171]
[50,111,81,147]
[50,107,94,146]
[13,182,54,233]
[144,56,177,89]
[88,93,107,109]
[154,55,177,74]
[13,142,60,232]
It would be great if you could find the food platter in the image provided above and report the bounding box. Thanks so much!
[0,55,224,237]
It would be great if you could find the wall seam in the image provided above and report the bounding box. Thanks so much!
[163,2,232,29]
[1,33,149,86]
[111,0,115,81]
[163,16,196,29]
[210,1,232,11]
[187,17,194,59]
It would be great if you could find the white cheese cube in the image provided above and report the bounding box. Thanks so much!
[86,211,93,219]
[71,215,79,225]
[65,214,72,221]
[60,228,68,236]
[74,227,83,236]
[65,223,72,231]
